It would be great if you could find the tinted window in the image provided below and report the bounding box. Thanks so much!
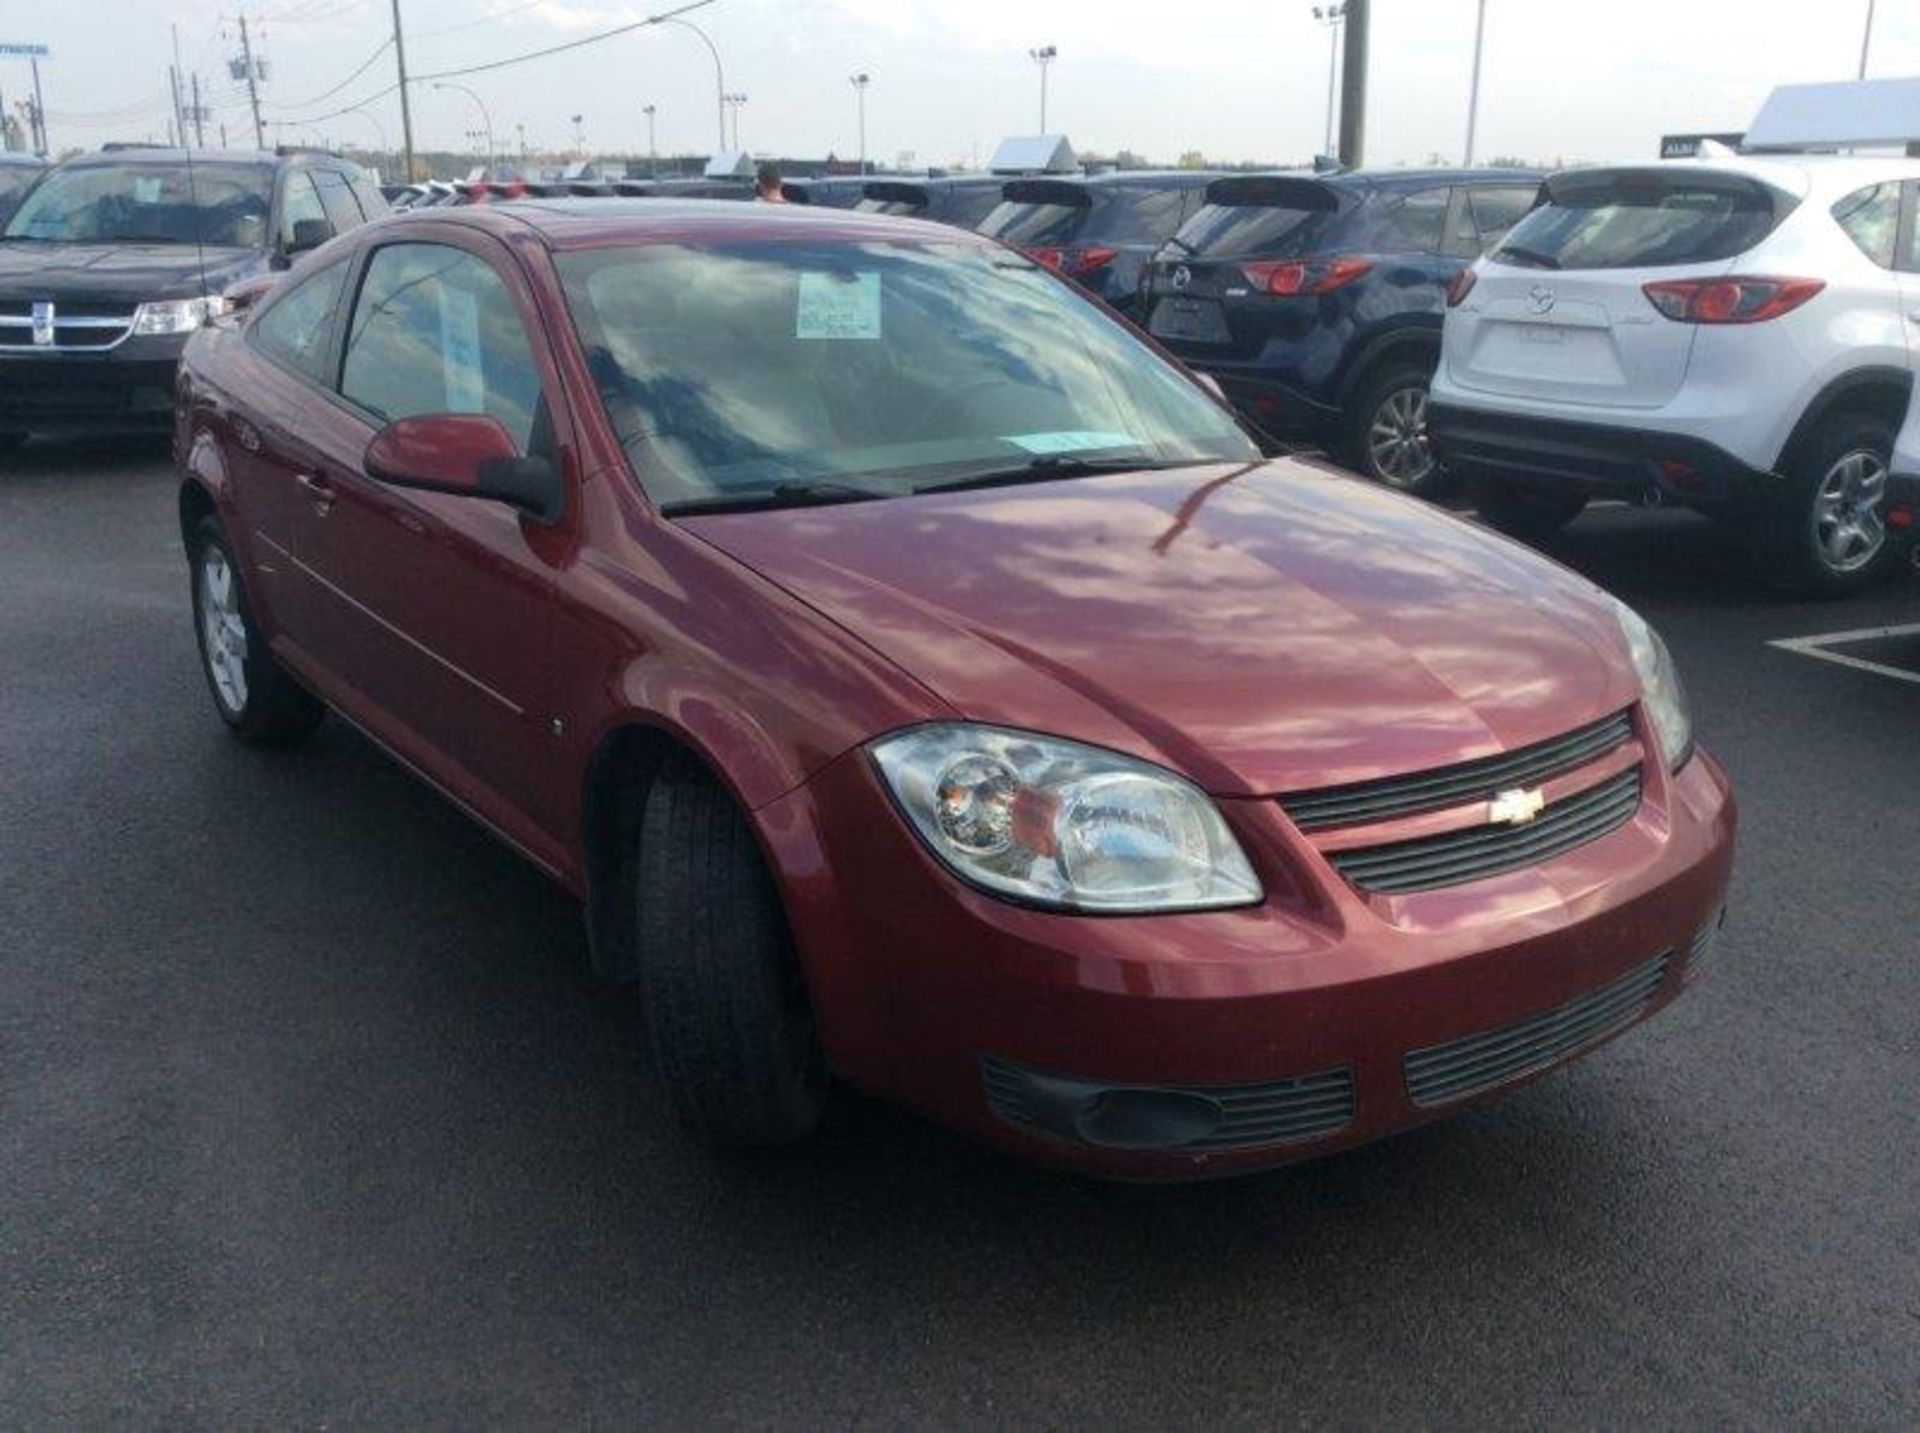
[1377,188,1448,252]
[943,186,1010,229]
[3,161,271,246]
[978,198,1084,245]
[1834,182,1899,269]
[556,240,1256,509]
[1173,179,1341,259]
[310,169,362,233]
[340,243,544,451]
[1468,186,1536,246]
[1442,190,1480,258]
[278,172,328,249]
[1495,173,1782,269]
[251,257,351,383]
[0,167,39,223]
[1083,186,1190,245]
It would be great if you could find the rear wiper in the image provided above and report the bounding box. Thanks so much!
[1160,234,1195,256]
[660,479,894,517]
[915,454,1198,496]
[1493,244,1561,270]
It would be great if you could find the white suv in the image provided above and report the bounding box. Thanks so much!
[1428,155,1920,593]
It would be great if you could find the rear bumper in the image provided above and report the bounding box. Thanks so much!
[0,342,184,434]
[1428,401,1775,505]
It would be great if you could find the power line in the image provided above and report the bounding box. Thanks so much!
[414,0,718,82]
[263,35,392,111]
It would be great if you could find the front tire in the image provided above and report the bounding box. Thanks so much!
[1765,413,1898,596]
[635,753,827,1148]
[188,515,324,746]
[1342,359,1444,497]
[1467,476,1588,543]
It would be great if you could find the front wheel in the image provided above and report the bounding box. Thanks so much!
[634,753,827,1148]
[1342,360,1444,498]
[1764,414,1899,596]
[1467,476,1588,543]
[188,515,324,745]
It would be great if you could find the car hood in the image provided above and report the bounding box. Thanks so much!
[0,241,262,304]
[681,458,1643,797]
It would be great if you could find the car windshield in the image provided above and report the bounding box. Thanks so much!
[557,238,1257,510]
[2,162,272,246]
[0,166,40,221]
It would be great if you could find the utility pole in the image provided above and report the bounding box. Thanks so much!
[643,104,656,175]
[236,15,264,149]
[28,56,47,154]
[191,72,206,147]
[1464,0,1487,165]
[390,0,417,181]
[1859,0,1876,79]
[1337,0,1367,168]
[168,64,185,150]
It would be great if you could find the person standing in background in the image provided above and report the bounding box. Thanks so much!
[755,161,786,202]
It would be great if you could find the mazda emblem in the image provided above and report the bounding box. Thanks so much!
[1172,265,1192,291]
[1525,285,1556,316]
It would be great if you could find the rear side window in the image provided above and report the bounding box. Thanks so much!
[340,242,544,451]
[1374,188,1449,252]
[1833,183,1899,268]
[252,257,350,384]
[1467,186,1537,246]
[1495,173,1784,269]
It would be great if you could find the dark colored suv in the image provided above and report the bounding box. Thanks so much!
[1143,168,1542,493]
[0,146,385,442]
[977,171,1219,319]
[854,175,1010,229]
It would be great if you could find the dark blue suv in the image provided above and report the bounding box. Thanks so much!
[1143,168,1541,494]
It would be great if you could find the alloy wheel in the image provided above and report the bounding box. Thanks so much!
[1366,385,1436,490]
[1811,449,1888,574]
[199,545,249,714]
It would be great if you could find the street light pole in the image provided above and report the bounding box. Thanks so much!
[722,93,746,152]
[1464,0,1487,165]
[1029,45,1056,132]
[658,17,727,154]
[850,73,870,175]
[1859,0,1876,78]
[432,81,493,172]
[1312,6,1344,159]
[643,103,657,176]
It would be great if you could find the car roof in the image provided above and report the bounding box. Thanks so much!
[0,153,45,168]
[60,148,282,169]
[388,197,995,250]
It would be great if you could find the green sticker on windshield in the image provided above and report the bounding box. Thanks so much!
[796,271,881,340]
[1006,430,1141,455]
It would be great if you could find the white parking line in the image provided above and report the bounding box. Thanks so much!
[1767,622,1920,687]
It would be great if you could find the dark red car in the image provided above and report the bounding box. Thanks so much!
[175,200,1735,1179]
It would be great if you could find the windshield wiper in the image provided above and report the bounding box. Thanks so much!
[1160,234,1195,256]
[1493,244,1561,270]
[915,454,1205,496]
[659,479,894,517]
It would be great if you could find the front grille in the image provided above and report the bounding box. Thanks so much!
[981,1056,1355,1153]
[1404,952,1670,1108]
[1328,767,1641,895]
[0,302,137,352]
[1281,710,1634,832]
[1684,914,1723,984]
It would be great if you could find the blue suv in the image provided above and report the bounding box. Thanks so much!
[1143,168,1541,494]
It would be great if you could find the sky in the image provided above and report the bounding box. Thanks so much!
[6,0,1918,171]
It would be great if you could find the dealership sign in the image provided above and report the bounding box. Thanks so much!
[1,43,50,58]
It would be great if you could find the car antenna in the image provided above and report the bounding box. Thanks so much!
[183,135,210,309]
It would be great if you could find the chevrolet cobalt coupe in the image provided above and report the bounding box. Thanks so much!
[175,200,1734,1179]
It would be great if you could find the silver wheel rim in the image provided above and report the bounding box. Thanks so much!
[198,545,249,714]
[1367,384,1435,489]
[1811,448,1888,574]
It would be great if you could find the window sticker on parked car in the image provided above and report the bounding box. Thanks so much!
[796,271,881,340]
[1006,430,1142,455]
[439,284,486,412]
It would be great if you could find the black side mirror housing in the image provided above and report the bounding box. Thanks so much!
[287,217,334,255]
[477,454,563,525]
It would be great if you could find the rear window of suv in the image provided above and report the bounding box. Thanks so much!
[1492,171,1786,270]
[1171,176,1341,259]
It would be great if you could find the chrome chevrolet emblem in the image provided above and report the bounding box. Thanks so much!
[1487,787,1546,827]
[31,300,54,347]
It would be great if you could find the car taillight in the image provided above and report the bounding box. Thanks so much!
[1067,246,1117,276]
[1642,276,1824,323]
[1446,267,1477,307]
[1026,246,1066,271]
[1239,256,1372,296]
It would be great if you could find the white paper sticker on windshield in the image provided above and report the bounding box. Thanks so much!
[439,284,486,413]
[1006,430,1141,455]
[796,271,881,340]
[134,177,163,203]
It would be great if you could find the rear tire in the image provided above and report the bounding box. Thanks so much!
[635,752,827,1148]
[1467,476,1588,543]
[188,515,324,746]
[1763,413,1898,597]
[1341,358,1445,498]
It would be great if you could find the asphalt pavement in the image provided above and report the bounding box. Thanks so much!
[3,437,1917,1425]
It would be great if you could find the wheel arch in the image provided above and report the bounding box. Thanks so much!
[1331,321,1442,410]
[1775,366,1912,473]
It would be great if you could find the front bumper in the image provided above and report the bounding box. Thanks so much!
[1428,401,1775,507]
[763,737,1737,1180]
[0,338,186,435]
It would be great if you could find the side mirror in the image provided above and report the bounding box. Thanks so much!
[363,414,562,523]
[223,273,279,316]
[287,217,334,255]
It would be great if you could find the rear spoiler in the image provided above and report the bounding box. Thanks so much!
[862,179,932,208]
[1543,167,1794,215]
[1000,177,1090,208]
[1202,175,1341,211]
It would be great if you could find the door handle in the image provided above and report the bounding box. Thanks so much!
[294,471,335,514]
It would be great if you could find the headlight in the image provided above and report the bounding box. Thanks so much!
[131,296,230,336]
[1614,600,1693,770]
[870,724,1262,913]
